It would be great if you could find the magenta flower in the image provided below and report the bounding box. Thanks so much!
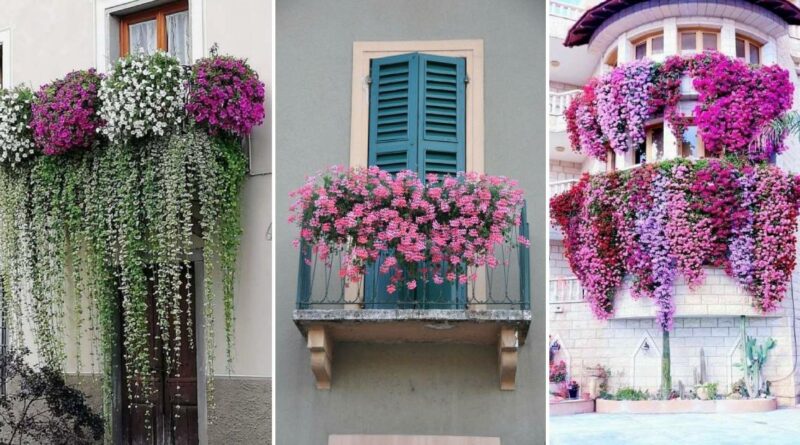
[187,54,266,136]
[30,69,104,155]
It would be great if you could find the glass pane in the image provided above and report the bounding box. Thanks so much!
[635,42,646,60]
[750,44,760,65]
[167,11,191,65]
[681,32,696,51]
[736,38,746,58]
[652,127,664,160]
[129,19,157,56]
[702,33,717,50]
[682,127,700,158]
[651,36,664,54]
[635,142,646,164]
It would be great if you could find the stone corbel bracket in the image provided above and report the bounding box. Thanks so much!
[498,326,519,390]
[308,326,333,390]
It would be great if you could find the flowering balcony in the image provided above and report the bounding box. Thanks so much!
[290,167,532,390]
[550,158,800,331]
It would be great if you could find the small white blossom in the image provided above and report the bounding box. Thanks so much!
[0,88,35,166]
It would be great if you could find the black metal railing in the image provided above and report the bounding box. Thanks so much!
[296,204,530,311]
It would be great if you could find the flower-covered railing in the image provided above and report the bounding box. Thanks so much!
[565,52,793,162]
[290,167,531,311]
[0,47,265,432]
[550,158,800,331]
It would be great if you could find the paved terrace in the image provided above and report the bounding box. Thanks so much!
[550,408,800,445]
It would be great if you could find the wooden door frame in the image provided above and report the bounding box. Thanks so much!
[111,249,205,445]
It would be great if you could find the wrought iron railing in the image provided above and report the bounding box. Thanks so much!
[296,204,530,311]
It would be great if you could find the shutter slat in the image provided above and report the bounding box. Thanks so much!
[369,53,419,172]
[417,54,466,178]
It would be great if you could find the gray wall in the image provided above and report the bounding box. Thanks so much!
[275,1,546,443]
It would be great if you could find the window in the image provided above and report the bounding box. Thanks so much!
[679,29,719,54]
[350,40,484,174]
[0,29,9,89]
[119,0,190,64]
[634,125,664,165]
[605,48,618,68]
[681,126,704,158]
[736,36,761,65]
[368,52,466,178]
[633,34,664,60]
[366,52,467,309]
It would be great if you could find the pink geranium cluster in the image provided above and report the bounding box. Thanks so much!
[30,69,104,155]
[289,166,528,293]
[565,52,793,163]
[187,54,266,136]
[551,159,800,330]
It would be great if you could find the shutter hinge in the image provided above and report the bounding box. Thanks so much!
[464,75,470,84]
[366,75,372,85]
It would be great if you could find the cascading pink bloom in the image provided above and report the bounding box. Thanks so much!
[289,166,528,288]
[551,159,800,330]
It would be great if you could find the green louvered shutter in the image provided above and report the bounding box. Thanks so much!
[368,53,419,173]
[366,52,467,309]
[417,54,466,177]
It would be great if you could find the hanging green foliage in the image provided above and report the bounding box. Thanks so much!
[0,50,259,438]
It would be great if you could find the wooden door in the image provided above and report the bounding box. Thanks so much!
[124,265,198,445]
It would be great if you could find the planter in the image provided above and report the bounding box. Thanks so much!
[596,397,777,414]
[568,387,579,399]
[550,398,595,416]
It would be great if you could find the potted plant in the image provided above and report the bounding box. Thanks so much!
[549,360,567,395]
[567,380,580,399]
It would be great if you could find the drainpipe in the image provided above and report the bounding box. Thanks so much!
[768,280,799,403]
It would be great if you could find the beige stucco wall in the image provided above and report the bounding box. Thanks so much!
[0,0,272,379]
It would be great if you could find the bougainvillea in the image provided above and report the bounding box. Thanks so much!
[0,87,36,166]
[564,79,607,160]
[549,360,567,383]
[564,52,793,163]
[551,159,800,330]
[31,69,104,155]
[595,59,657,154]
[99,51,186,142]
[289,166,528,292]
[187,53,266,136]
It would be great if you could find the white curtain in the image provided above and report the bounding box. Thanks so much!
[167,11,191,65]
[129,20,157,55]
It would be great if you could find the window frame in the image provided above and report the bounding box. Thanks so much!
[678,28,720,54]
[632,32,664,60]
[0,29,10,89]
[644,124,665,163]
[736,35,762,65]
[681,123,706,159]
[118,0,189,59]
[350,40,484,174]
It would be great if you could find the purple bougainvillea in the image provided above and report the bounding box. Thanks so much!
[551,159,800,330]
[30,69,104,155]
[565,52,794,163]
[187,54,266,136]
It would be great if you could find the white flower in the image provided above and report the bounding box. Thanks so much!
[99,51,187,142]
[0,89,35,166]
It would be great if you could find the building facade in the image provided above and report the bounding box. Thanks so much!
[0,0,272,442]
[275,0,546,444]
[549,0,800,406]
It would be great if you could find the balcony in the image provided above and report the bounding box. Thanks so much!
[549,179,577,240]
[293,206,531,390]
